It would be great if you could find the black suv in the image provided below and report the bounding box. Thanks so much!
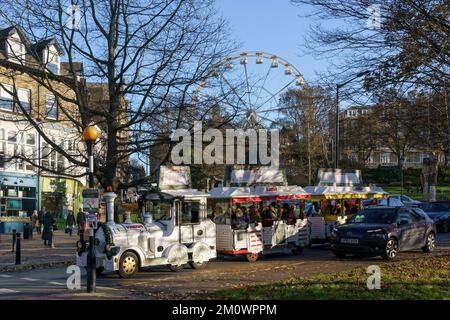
[418,202,450,233]
[331,206,436,260]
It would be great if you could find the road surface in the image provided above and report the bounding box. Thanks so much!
[0,233,449,300]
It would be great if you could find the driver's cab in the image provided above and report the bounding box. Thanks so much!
[174,195,211,244]
[143,191,211,244]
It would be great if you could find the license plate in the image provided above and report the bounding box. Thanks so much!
[341,238,359,244]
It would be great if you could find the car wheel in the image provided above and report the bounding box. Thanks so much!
[245,252,259,262]
[422,232,436,253]
[382,237,398,261]
[332,250,346,258]
[189,261,208,270]
[117,252,139,278]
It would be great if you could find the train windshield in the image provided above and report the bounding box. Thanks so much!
[146,200,172,221]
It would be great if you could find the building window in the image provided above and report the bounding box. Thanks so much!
[0,141,5,169]
[46,95,57,119]
[24,145,35,171]
[7,131,18,143]
[47,63,59,74]
[41,142,50,169]
[7,38,25,63]
[421,153,431,163]
[381,153,390,164]
[0,84,14,111]
[17,88,31,114]
[16,145,25,171]
[25,133,35,146]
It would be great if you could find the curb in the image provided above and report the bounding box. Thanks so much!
[0,259,75,273]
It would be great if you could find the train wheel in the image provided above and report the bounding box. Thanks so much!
[189,261,208,270]
[245,252,259,262]
[169,264,184,272]
[117,252,139,278]
[291,245,304,255]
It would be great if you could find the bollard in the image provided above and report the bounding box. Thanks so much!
[86,229,96,293]
[15,232,21,265]
[12,229,16,252]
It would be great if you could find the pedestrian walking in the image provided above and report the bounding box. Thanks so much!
[66,211,75,236]
[42,211,55,248]
[31,210,38,236]
[37,209,45,234]
[76,208,87,235]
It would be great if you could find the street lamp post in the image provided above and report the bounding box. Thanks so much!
[335,71,370,169]
[82,126,99,293]
[400,155,405,198]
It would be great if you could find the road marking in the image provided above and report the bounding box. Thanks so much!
[0,275,13,278]
[20,277,40,282]
[48,282,65,286]
[0,288,20,294]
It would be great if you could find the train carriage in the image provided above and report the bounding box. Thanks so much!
[304,169,389,245]
[209,183,311,262]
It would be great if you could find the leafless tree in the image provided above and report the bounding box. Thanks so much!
[0,0,235,190]
[278,86,334,184]
[293,0,449,102]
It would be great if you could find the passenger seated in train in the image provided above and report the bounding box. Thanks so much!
[281,203,296,225]
[212,206,229,224]
[249,205,261,224]
[241,206,250,223]
[231,207,249,230]
[307,202,321,217]
[261,204,278,227]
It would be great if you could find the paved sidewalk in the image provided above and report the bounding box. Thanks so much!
[0,230,77,272]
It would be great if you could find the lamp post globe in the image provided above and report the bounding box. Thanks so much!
[83,126,99,142]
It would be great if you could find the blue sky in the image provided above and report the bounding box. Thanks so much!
[215,0,331,85]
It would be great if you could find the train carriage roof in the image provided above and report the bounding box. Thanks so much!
[303,185,388,199]
[208,185,310,202]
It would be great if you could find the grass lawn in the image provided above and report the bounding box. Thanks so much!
[382,186,450,201]
[201,255,450,300]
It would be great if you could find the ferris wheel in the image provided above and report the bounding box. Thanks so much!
[192,51,307,129]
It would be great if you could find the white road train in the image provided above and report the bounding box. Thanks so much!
[76,166,315,278]
[77,188,216,278]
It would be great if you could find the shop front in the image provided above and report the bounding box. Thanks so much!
[0,172,38,233]
[40,176,84,219]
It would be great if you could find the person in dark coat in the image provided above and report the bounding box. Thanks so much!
[37,209,45,234]
[76,208,87,235]
[42,211,56,247]
[66,211,75,236]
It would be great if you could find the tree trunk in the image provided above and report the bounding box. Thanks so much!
[422,157,438,202]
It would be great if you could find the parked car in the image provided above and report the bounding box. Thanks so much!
[389,194,421,205]
[330,206,436,260]
[418,201,450,233]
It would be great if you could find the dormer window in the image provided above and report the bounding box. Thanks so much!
[6,31,25,63]
[43,45,60,75]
